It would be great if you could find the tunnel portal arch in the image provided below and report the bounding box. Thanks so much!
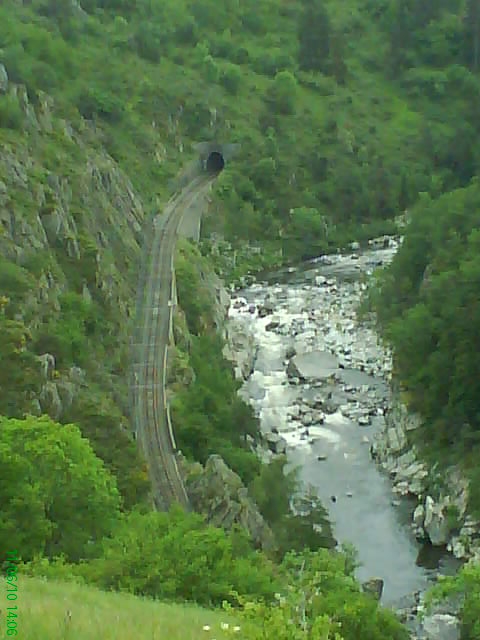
[195,142,240,176]
[206,151,225,173]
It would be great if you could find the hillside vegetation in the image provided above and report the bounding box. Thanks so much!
[1,0,480,637]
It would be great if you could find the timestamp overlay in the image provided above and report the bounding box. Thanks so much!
[4,550,19,637]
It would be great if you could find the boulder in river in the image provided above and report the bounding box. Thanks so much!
[285,345,296,359]
[258,295,276,318]
[265,432,287,455]
[362,577,384,600]
[258,305,272,318]
[287,351,339,382]
[265,317,281,331]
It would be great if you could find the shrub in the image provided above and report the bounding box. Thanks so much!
[87,508,279,605]
[220,63,243,95]
[0,93,24,129]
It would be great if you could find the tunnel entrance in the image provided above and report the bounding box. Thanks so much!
[206,151,225,174]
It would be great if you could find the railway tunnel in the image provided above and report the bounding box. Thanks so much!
[206,150,225,173]
[176,142,238,241]
[195,141,239,175]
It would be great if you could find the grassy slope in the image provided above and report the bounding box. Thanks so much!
[18,577,239,640]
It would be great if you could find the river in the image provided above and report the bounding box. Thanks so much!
[228,241,459,607]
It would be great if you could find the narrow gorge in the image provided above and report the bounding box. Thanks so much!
[225,238,479,638]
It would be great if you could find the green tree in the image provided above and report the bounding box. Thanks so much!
[265,71,297,115]
[465,0,480,70]
[298,0,331,72]
[0,415,121,561]
[285,207,328,259]
[250,458,335,557]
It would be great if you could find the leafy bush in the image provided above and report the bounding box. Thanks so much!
[230,550,409,640]
[85,508,280,605]
[0,257,34,299]
[76,87,124,121]
[175,242,214,335]
[134,22,164,62]
[0,313,41,417]
[33,292,98,368]
[61,387,151,510]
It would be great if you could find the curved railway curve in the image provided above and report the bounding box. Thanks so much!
[130,173,218,510]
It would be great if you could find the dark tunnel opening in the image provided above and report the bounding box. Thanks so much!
[206,151,225,174]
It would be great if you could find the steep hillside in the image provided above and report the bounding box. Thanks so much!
[2,0,480,636]
[0,85,150,506]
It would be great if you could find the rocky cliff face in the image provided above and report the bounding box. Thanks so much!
[372,391,480,561]
[184,454,275,552]
[0,79,150,504]
[1,81,144,387]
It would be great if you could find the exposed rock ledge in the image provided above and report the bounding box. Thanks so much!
[183,454,275,552]
[371,392,480,561]
[223,297,257,381]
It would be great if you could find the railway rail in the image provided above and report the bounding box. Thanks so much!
[130,174,216,509]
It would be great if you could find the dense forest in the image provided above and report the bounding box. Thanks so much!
[1,0,480,637]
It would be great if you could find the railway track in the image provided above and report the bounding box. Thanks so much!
[131,174,216,510]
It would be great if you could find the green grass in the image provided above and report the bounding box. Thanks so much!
[16,577,241,640]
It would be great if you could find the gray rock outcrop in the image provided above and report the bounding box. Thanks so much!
[422,614,460,640]
[223,316,257,380]
[424,496,450,546]
[265,432,287,455]
[185,454,275,551]
[39,381,63,421]
[371,392,480,556]
[38,353,56,381]
[0,64,8,93]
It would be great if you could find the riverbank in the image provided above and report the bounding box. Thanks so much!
[372,391,480,562]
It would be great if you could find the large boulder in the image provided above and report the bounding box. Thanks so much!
[265,432,287,455]
[287,351,338,382]
[362,577,384,601]
[422,614,460,640]
[424,496,450,546]
[185,454,275,551]
[223,317,257,380]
